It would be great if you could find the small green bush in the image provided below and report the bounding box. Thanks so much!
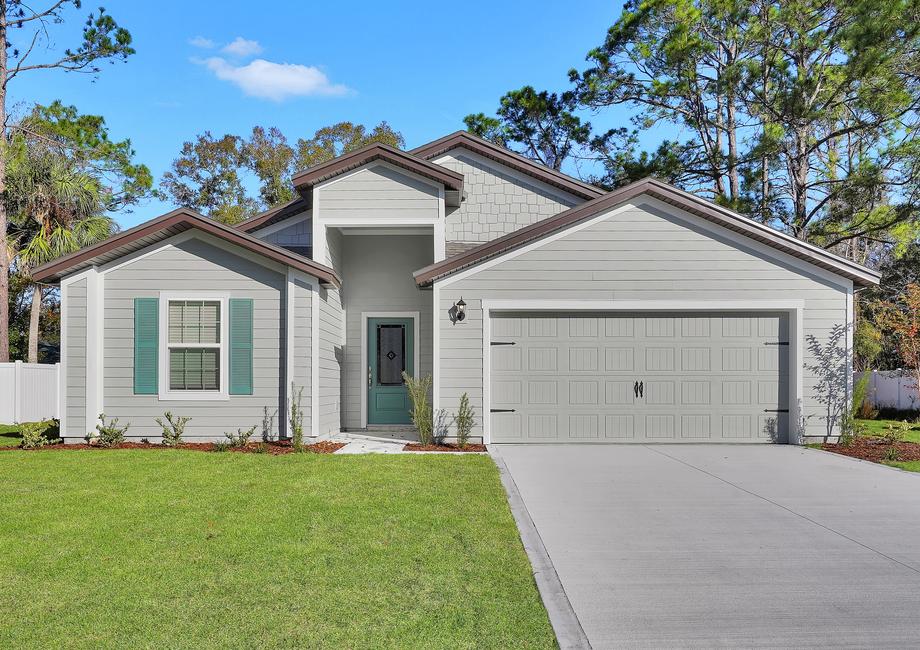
[20,420,58,449]
[224,426,256,448]
[403,372,434,445]
[212,440,231,452]
[262,406,276,443]
[884,445,901,462]
[289,383,305,451]
[91,413,129,447]
[156,412,191,447]
[454,392,475,448]
[253,442,268,454]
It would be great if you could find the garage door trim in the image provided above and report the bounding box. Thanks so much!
[481,299,805,445]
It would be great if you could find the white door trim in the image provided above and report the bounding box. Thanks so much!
[360,311,420,429]
[480,299,805,445]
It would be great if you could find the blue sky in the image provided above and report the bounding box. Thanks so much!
[12,0,632,229]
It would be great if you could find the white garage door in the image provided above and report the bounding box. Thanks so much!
[489,312,789,443]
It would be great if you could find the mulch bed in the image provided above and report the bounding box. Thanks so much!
[822,437,920,463]
[403,443,487,453]
[1,440,346,455]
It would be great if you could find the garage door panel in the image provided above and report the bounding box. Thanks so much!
[490,311,789,443]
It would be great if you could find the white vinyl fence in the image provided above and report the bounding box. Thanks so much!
[857,370,920,412]
[0,361,60,424]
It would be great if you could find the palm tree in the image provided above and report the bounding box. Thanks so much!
[6,138,115,362]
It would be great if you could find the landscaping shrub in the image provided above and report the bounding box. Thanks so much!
[403,372,433,445]
[289,383,305,451]
[454,392,475,449]
[212,440,231,452]
[224,426,256,448]
[262,406,276,442]
[882,421,909,445]
[20,420,58,449]
[91,414,129,447]
[155,412,191,447]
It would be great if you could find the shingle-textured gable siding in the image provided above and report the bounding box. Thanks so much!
[102,237,290,441]
[259,216,311,248]
[64,278,87,438]
[437,199,850,441]
[436,150,582,244]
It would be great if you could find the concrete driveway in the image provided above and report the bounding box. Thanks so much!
[497,445,920,648]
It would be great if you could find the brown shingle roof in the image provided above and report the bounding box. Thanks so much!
[410,131,604,201]
[413,178,880,288]
[32,208,341,287]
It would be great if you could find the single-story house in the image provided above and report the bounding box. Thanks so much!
[33,131,880,444]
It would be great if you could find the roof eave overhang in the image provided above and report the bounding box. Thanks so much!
[413,178,881,289]
[32,208,341,288]
[410,131,605,202]
[291,142,464,199]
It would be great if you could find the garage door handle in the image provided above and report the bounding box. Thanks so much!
[491,408,516,413]
[634,381,639,398]
[639,381,644,398]
[763,409,789,413]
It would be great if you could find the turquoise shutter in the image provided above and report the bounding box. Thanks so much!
[134,298,159,394]
[229,298,253,395]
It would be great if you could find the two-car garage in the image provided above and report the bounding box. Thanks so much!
[488,312,790,443]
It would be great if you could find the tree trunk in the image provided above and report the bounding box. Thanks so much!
[28,284,41,363]
[0,6,8,362]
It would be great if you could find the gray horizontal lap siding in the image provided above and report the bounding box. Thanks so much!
[437,199,850,441]
[64,278,87,438]
[436,151,581,245]
[340,235,433,429]
[293,276,312,435]
[102,237,289,441]
[318,287,343,435]
[320,164,439,220]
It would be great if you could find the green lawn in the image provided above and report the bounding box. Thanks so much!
[857,418,920,443]
[0,451,554,649]
[886,461,920,473]
[0,423,20,446]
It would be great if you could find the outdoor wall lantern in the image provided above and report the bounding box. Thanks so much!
[449,297,467,323]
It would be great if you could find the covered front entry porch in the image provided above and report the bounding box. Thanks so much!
[333,230,434,433]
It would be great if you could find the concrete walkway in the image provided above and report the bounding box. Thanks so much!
[497,444,920,649]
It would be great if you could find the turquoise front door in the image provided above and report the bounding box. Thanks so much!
[367,317,414,425]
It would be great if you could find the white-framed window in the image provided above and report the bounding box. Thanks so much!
[158,293,230,400]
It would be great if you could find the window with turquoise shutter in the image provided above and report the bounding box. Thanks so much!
[167,300,222,391]
[134,298,159,394]
[229,298,253,395]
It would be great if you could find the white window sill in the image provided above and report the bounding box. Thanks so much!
[157,390,230,402]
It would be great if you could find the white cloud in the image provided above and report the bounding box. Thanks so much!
[221,37,263,58]
[188,36,215,49]
[196,57,350,101]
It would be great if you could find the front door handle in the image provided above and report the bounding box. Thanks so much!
[368,365,372,388]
